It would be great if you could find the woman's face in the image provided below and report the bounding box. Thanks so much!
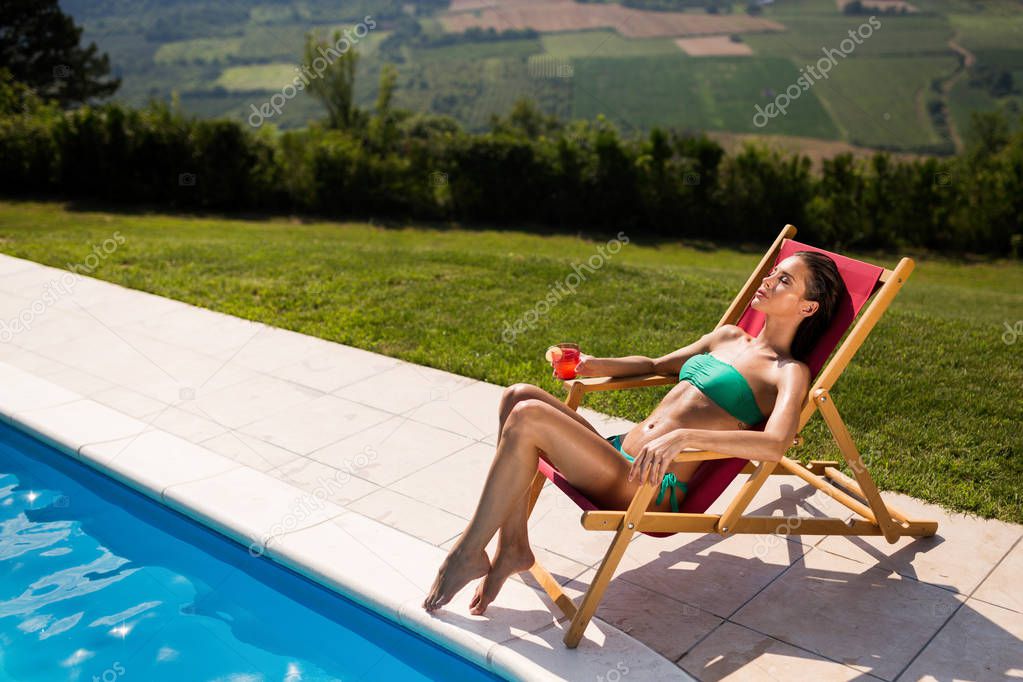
[750,255,819,319]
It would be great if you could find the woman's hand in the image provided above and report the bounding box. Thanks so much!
[628,429,691,486]
[573,353,596,376]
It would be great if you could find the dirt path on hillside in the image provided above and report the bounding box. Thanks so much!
[940,32,978,152]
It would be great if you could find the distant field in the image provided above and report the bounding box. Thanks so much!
[811,56,960,147]
[439,0,785,38]
[948,12,1023,50]
[154,37,243,65]
[394,57,573,130]
[742,14,954,58]
[540,30,680,58]
[571,55,839,138]
[216,63,300,91]
[676,36,754,57]
[409,38,543,63]
[70,0,1020,153]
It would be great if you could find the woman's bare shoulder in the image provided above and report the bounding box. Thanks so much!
[707,324,750,349]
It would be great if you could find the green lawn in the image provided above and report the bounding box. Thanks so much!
[0,200,1019,524]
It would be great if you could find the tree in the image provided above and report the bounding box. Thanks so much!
[303,29,362,130]
[0,0,119,107]
[369,64,402,151]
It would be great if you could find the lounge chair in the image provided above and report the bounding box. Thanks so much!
[526,224,939,648]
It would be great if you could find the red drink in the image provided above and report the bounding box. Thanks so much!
[548,343,580,380]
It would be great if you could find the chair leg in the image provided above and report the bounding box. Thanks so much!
[524,469,578,619]
[563,482,658,648]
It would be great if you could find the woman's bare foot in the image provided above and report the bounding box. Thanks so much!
[468,543,535,615]
[423,547,491,612]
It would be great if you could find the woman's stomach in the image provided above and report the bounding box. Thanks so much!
[620,383,749,454]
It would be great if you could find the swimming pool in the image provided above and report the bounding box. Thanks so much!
[0,421,502,682]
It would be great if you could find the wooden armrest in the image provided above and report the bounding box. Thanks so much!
[671,449,739,463]
[562,373,677,393]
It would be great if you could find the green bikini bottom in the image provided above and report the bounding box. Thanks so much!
[605,433,688,513]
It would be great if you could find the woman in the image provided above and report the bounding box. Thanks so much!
[423,251,846,615]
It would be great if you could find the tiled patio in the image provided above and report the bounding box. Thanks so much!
[1,252,1020,681]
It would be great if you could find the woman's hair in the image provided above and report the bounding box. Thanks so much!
[789,251,846,362]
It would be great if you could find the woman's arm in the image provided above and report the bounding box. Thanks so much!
[577,327,730,378]
[680,361,810,461]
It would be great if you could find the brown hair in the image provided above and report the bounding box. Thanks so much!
[790,251,846,362]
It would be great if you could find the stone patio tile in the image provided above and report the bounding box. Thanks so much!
[390,440,496,520]
[732,547,966,680]
[334,361,476,415]
[348,487,468,545]
[36,363,115,398]
[119,305,267,360]
[144,404,231,443]
[271,343,403,393]
[561,571,723,662]
[0,264,71,294]
[309,414,475,487]
[608,525,810,619]
[216,324,322,371]
[896,598,1023,682]
[680,621,864,681]
[80,430,240,498]
[404,380,504,442]
[816,490,1021,596]
[163,466,343,550]
[14,399,147,453]
[0,254,36,277]
[972,537,1023,614]
[238,394,393,455]
[181,373,323,429]
[200,429,304,473]
[493,617,693,681]
[0,363,80,418]
[89,385,168,420]
[270,456,380,507]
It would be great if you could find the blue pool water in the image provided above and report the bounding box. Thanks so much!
[0,422,502,681]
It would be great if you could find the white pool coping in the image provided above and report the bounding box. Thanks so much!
[0,251,691,682]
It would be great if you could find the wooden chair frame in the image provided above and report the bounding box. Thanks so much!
[523,224,939,648]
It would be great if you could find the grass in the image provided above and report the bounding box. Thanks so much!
[0,200,1019,524]
[571,55,840,138]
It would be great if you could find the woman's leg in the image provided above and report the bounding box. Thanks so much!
[423,398,635,612]
[464,384,604,614]
[489,383,602,544]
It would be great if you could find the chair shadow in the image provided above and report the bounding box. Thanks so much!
[511,479,1021,682]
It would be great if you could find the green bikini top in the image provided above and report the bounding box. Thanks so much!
[679,352,766,426]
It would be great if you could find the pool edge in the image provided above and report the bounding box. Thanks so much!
[0,359,692,682]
